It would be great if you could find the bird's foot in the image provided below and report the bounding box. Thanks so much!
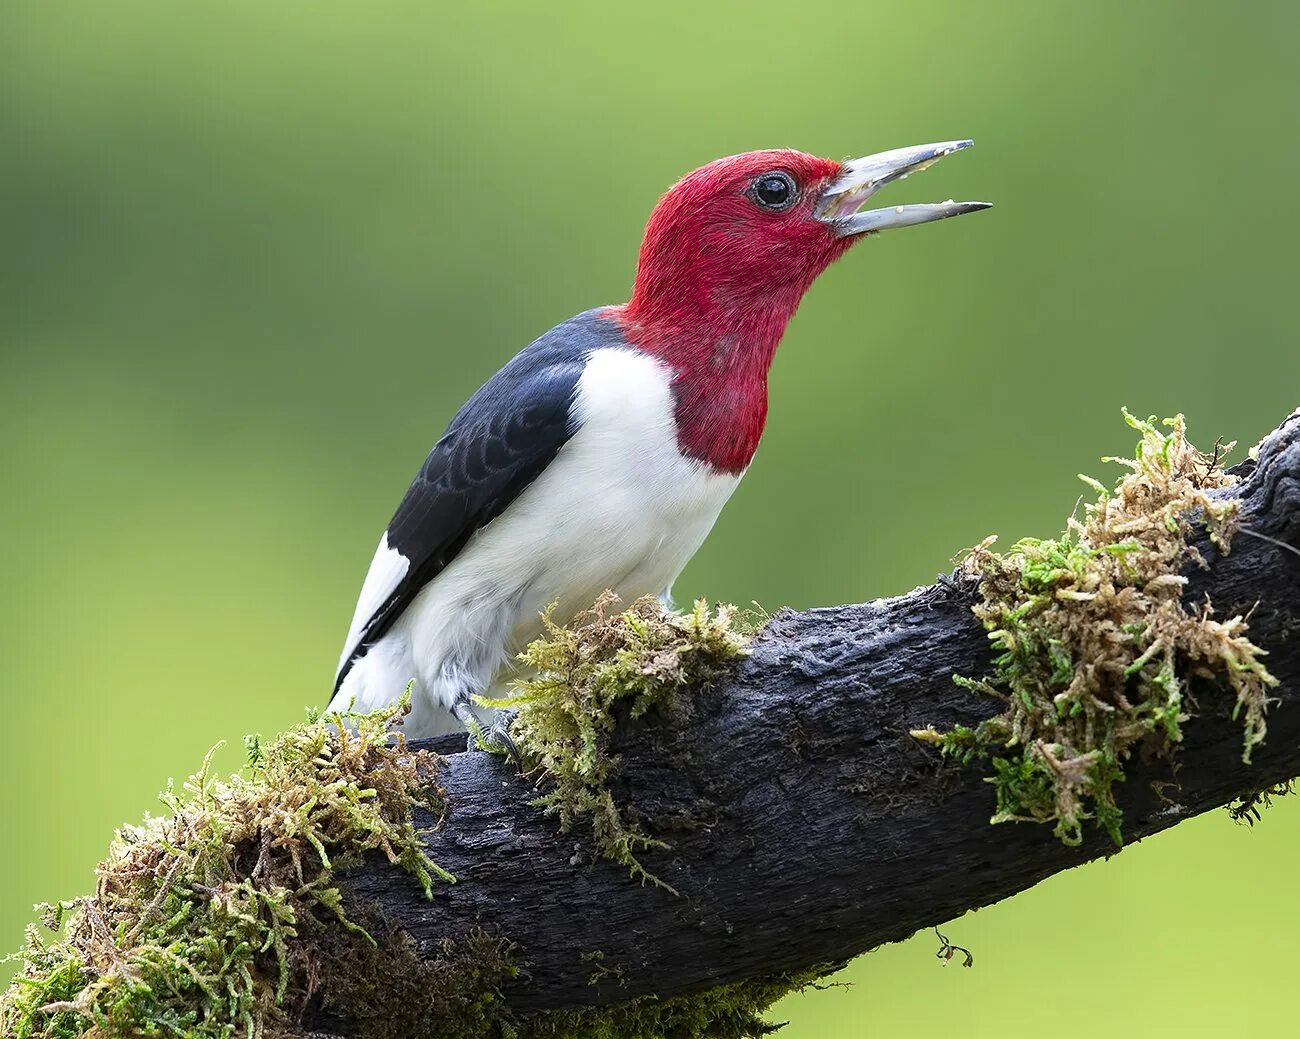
[452,694,522,769]
[478,708,522,769]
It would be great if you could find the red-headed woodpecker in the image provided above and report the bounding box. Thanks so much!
[330,141,990,748]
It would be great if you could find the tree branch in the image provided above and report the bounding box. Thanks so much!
[333,408,1300,1023]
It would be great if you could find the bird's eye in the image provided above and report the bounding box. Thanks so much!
[751,171,797,211]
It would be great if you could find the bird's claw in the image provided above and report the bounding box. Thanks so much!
[451,691,522,769]
[467,708,522,770]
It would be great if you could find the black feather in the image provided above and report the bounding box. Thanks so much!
[334,309,628,692]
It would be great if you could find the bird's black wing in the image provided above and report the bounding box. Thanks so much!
[333,309,625,693]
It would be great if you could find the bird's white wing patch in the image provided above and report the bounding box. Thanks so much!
[337,532,410,677]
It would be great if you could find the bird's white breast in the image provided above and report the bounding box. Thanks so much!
[333,346,743,733]
[403,348,739,685]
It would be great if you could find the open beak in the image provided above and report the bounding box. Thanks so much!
[815,139,991,236]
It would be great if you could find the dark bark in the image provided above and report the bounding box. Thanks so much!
[338,408,1300,1019]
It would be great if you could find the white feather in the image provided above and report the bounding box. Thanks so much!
[330,347,740,738]
[335,531,409,677]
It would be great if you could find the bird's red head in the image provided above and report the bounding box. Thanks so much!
[612,142,989,472]
[626,150,852,328]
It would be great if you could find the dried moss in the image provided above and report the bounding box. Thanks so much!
[478,593,750,890]
[913,410,1279,846]
[0,696,453,1038]
[1227,780,1294,826]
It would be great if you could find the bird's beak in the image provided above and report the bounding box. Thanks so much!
[815,139,991,236]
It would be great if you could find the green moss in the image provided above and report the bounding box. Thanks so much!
[913,410,1278,847]
[0,695,453,1038]
[0,601,802,1039]
[314,922,518,1039]
[0,597,836,1039]
[512,965,842,1039]
[317,951,839,1039]
[477,593,750,890]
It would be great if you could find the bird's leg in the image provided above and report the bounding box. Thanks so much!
[448,690,485,751]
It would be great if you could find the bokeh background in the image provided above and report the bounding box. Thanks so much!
[4,2,1299,1035]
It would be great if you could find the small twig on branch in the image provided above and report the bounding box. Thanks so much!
[933,929,974,968]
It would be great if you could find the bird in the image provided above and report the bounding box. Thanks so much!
[329,140,990,747]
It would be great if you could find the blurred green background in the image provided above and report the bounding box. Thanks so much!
[4,2,1298,1035]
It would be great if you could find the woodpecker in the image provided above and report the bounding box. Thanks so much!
[330,141,990,746]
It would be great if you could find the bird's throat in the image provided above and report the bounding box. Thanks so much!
[608,295,803,474]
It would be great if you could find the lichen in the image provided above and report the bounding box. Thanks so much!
[478,593,751,890]
[0,695,453,1038]
[912,410,1279,847]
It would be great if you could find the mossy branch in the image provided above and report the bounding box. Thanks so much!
[332,407,1300,1031]
[6,408,1298,1039]
[911,410,1276,847]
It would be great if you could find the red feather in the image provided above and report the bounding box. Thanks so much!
[610,150,854,473]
